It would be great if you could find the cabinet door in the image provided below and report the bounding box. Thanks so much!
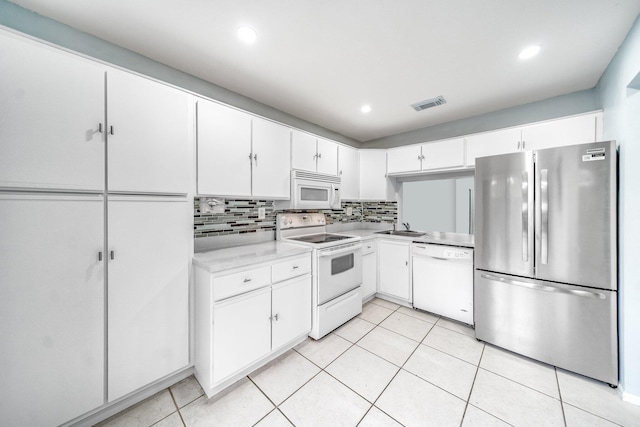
[422,138,465,170]
[0,195,104,427]
[362,250,377,301]
[338,144,359,200]
[272,275,312,350]
[387,145,422,174]
[197,99,252,196]
[521,113,600,151]
[0,31,105,191]
[465,128,522,167]
[316,138,338,175]
[291,130,318,172]
[378,240,411,301]
[359,150,389,200]
[213,287,272,384]
[107,197,190,401]
[252,117,291,198]
[107,69,191,194]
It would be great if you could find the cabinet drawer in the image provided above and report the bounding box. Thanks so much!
[362,240,377,255]
[272,255,311,283]
[213,266,271,301]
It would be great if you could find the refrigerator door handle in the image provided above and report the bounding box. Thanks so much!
[540,169,549,264]
[521,171,529,262]
[480,273,606,299]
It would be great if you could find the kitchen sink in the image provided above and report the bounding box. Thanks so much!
[375,230,426,237]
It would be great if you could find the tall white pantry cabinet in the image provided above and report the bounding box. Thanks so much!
[0,29,192,426]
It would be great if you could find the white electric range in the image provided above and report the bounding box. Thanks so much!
[276,213,362,339]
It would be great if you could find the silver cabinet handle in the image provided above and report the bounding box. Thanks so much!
[405,260,408,266]
[517,141,521,150]
[270,313,279,322]
[317,152,322,159]
[521,171,529,262]
[292,265,299,269]
[110,250,115,260]
[98,251,103,261]
[540,169,549,265]
[243,278,252,283]
[98,123,103,133]
[253,153,257,166]
[109,126,114,135]
[522,140,526,150]
[480,273,605,299]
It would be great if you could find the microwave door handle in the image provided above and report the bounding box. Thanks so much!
[331,184,337,206]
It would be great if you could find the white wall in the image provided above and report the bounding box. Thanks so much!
[597,15,640,402]
[402,180,456,232]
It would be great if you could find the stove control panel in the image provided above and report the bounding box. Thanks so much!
[277,212,326,229]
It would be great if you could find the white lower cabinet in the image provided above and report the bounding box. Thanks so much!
[362,241,377,301]
[107,197,191,401]
[212,287,272,384]
[0,194,105,427]
[377,240,411,303]
[195,253,312,397]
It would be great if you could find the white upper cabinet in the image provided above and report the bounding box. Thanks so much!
[316,138,339,175]
[291,130,318,172]
[465,112,602,166]
[422,138,465,170]
[291,130,338,175]
[0,31,192,195]
[359,149,389,200]
[197,99,291,199]
[387,145,422,174]
[387,139,464,174]
[465,127,523,166]
[520,112,603,151]
[197,99,252,197]
[251,117,291,199]
[0,31,105,191]
[338,144,360,200]
[107,69,191,195]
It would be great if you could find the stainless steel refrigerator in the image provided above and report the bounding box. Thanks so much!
[474,140,617,385]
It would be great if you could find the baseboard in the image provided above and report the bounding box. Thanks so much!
[64,366,194,427]
[621,386,640,406]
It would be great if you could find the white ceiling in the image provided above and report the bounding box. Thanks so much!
[10,0,640,142]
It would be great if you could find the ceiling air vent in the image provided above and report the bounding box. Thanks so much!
[410,96,447,112]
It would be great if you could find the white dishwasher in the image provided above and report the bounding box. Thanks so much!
[412,243,474,325]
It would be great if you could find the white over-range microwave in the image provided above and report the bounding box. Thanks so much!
[275,170,341,210]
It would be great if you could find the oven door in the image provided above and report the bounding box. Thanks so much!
[317,243,363,305]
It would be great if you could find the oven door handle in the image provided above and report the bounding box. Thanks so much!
[318,243,362,258]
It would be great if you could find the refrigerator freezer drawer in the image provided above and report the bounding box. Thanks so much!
[474,270,618,385]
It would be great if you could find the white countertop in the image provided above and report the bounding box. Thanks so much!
[332,227,475,248]
[193,241,312,273]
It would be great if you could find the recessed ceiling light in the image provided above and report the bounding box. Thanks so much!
[519,45,541,60]
[237,26,257,44]
[361,104,372,114]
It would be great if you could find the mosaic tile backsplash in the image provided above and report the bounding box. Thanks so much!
[194,198,397,238]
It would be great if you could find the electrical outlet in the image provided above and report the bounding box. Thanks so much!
[258,207,266,219]
[346,207,353,216]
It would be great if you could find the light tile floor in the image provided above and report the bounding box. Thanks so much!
[98,298,640,427]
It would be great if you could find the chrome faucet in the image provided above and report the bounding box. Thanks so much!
[402,222,410,231]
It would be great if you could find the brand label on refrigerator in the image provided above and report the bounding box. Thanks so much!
[583,148,606,162]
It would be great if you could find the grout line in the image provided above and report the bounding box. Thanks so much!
[555,367,568,427]
[459,344,485,427]
[146,387,186,427]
